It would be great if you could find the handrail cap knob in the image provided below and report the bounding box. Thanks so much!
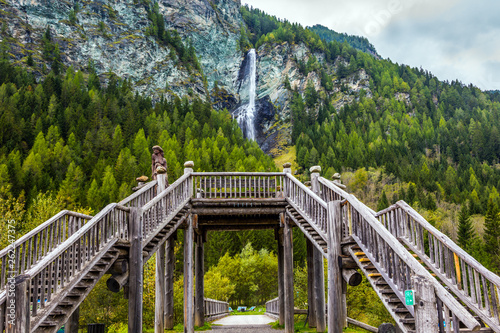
[283,162,292,168]
[310,166,321,173]
[184,161,194,168]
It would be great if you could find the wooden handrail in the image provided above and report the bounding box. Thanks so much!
[119,180,158,207]
[346,194,480,330]
[286,174,327,209]
[192,172,285,176]
[23,203,121,279]
[141,173,190,212]
[378,201,500,330]
[0,210,93,293]
[397,201,500,286]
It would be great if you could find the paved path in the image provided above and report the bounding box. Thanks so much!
[209,315,282,332]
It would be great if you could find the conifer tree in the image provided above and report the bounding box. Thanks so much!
[377,190,389,211]
[457,204,475,252]
[484,198,500,271]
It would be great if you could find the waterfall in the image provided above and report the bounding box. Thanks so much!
[235,49,257,141]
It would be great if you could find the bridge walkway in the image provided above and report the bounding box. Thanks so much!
[0,162,499,333]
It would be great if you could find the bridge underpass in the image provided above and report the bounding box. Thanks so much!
[1,161,499,333]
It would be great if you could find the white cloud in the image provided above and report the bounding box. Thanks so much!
[243,0,500,90]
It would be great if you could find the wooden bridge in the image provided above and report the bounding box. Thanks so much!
[1,161,500,333]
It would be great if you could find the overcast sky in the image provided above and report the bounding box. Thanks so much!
[243,0,500,91]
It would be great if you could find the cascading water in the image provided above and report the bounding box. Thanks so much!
[235,49,257,140]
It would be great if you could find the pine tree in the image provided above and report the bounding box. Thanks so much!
[377,190,389,211]
[484,198,500,271]
[457,204,475,252]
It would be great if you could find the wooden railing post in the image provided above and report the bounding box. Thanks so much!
[164,231,176,329]
[310,166,326,332]
[184,214,194,333]
[306,239,317,328]
[327,201,343,333]
[128,207,143,333]
[65,306,80,333]
[184,161,194,197]
[275,227,285,325]
[412,275,439,332]
[194,233,205,327]
[283,213,294,333]
[155,174,167,333]
[6,275,29,333]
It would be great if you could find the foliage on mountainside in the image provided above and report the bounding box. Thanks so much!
[308,24,378,56]
[0,55,276,241]
[240,6,378,57]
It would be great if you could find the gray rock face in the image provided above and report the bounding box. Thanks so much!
[6,0,205,99]
[160,0,243,94]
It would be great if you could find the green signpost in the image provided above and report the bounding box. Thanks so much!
[405,290,415,306]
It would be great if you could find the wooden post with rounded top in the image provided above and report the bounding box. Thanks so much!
[310,166,326,332]
[155,173,167,333]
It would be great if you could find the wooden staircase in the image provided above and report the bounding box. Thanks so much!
[36,249,120,333]
[347,245,416,333]
[285,205,327,254]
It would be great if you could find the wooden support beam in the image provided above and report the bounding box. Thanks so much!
[314,245,326,332]
[194,233,205,327]
[283,214,294,333]
[155,243,166,333]
[65,306,79,333]
[184,215,194,333]
[128,207,143,333]
[306,239,317,328]
[413,274,439,332]
[342,269,362,287]
[277,228,285,326]
[155,173,167,333]
[327,201,343,333]
[164,231,176,330]
[7,275,29,333]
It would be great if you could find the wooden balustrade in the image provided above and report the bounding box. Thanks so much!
[119,180,158,207]
[265,297,279,317]
[203,298,229,320]
[319,178,480,331]
[18,204,130,330]
[191,172,284,199]
[0,210,93,292]
[141,173,191,246]
[377,201,500,330]
[284,174,328,238]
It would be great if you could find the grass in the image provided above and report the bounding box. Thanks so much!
[165,322,213,332]
[230,305,267,315]
[273,145,299,171]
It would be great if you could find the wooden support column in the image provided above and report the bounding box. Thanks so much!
[306,239,317,328]
[283,214,294,333]
[155,243,166,333]
[310,166,326,332]
[164,231,176,329]
[314,246,326,332]
[7,275,29,333]
[327,201,343,333]
[128,207,143,333]
[194,232,205,327]
[65,306,80,333]
[412,275,439,332]
[276,228,285,326]
[184,215,194,333]
[155,174,167,333]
